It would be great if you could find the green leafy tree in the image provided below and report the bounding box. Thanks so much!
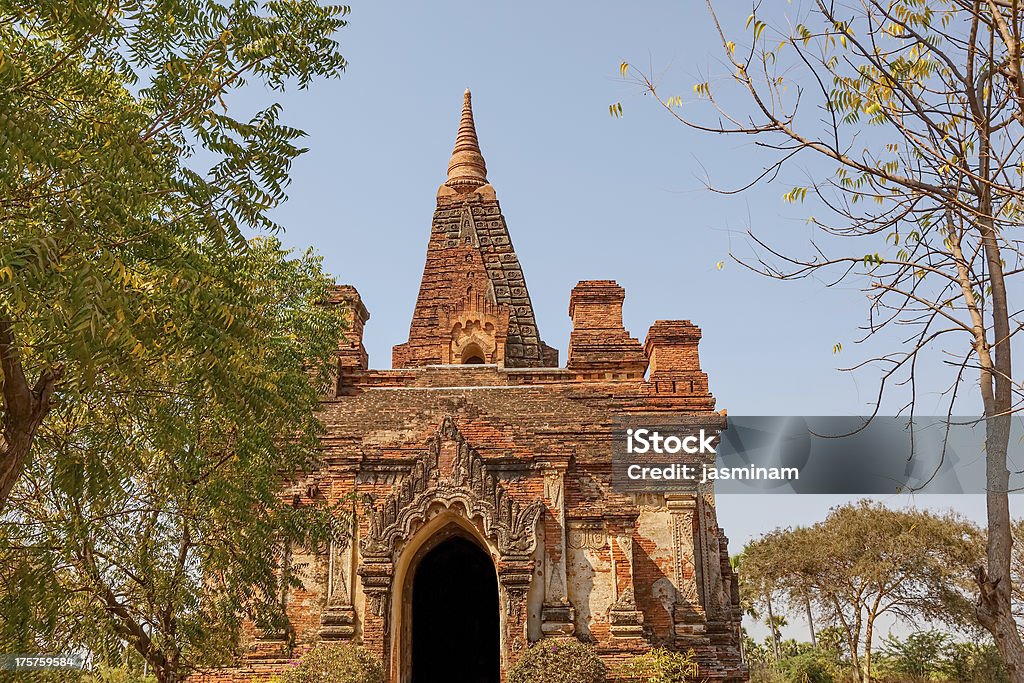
[876,630,953,679]
[3,238,347,682]
[617,1,1024,675]
[0,0,349,509]
[945,640,1010,683]
[874,630,1010,682]
[775,649,839,683]
[738,538,787,661]
[0,0,351,680]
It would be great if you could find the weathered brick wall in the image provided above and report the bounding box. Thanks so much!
[219,310,741,678]
[206,342,745,681]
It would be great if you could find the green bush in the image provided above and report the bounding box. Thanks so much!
[275,643,385,683]
[616,648,702,682]
[875,630,950,680]
[873,631,1009,683]
[508,639,607,683]
[775,650,838,683]
[940,640,1009,683]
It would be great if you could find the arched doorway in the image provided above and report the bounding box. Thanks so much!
[411,535,500,683]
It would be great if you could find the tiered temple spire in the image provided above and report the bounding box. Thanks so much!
[393,89,556,369]
[445,89,488,192]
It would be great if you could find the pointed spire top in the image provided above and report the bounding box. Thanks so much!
[445,89,488,192]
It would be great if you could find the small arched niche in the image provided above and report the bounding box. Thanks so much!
[461,342,486,364]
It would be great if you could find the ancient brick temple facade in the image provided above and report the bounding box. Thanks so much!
[199,91,745,683]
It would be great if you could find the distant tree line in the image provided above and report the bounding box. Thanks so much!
[737,501,1023,682]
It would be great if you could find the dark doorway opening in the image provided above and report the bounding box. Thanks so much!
[412,536,500,683]
[460,343,486,365]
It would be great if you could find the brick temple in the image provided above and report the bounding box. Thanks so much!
[203,90,745,682]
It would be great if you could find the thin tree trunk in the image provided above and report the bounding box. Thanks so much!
[862,620,873,683]
[804,593,816,648]
[0,318,62,510]
[765,591,780,661]
[973,99,1024,682]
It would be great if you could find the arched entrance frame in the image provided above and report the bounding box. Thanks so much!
[358,416,542,683]
[392,509,500,683]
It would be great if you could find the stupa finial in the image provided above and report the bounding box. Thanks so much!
[445,89,488,192]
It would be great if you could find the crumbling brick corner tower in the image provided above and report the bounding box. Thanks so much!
[199,90,747,683]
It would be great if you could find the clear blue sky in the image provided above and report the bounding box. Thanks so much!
[226,1,1020,640]
[239,0,977,417]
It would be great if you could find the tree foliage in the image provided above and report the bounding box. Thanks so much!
[619,0,1024,675]
[875,630,1009,682]
[0,0,349,507]
[0,0,351,680]
[2,238,348,682]
[746,630,1008,682]
[739,502,982,682]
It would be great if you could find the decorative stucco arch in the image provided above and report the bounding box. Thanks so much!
[357,416,542,681]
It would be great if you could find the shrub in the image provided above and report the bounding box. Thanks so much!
[79,665,157,683]
[508,639,607,683]
[775,650,837,683]
[875,630,950,680]
[616,648,702,682]
[277,643,385,683]
[941,640,1009,683]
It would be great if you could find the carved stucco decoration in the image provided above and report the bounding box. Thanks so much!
[568,522,607,551]
[439,292,509,364]
[671,504,701,606]
[361,415,543,560]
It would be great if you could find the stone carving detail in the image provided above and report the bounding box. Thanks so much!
[617,531,633,566]
[327,536,350,606]
[367,593,387,618]
[321,532,354,642]
[543,470,563,509]
[609,526,645,638]
[671,504,701,605]
[609,588,644,638]
[505,582,531,620]
[567,523,607,550]
[360,558,393,620]
[361,416,543,558]
[632,492,667,511]
[700,497,723,614]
